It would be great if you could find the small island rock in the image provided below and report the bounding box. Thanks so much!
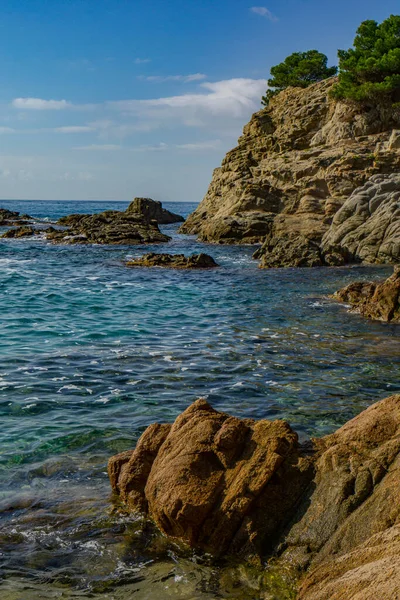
[126,252,219,269]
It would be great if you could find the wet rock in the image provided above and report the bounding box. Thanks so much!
[1,226,37,239]
[332,266,400,322]
[109,394,400,599]
[0,208,34,226]
[126,197,184,224]
[126,253,219,269]
[51,210,170,245]
[109,398,314,558]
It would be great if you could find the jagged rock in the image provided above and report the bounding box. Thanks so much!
[109,398,313,558]
[321,174,400,264]
[50,199,182,245]
[295,394,400,599]
[1,226,36,238]
[0,208,33,226]
[51,210,170,245]
[126,197,184,224]
[109,394,400,599]
[332,266,400,322]
[126,252,219,269]
[180,78,400,267]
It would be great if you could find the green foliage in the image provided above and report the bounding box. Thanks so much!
[332,15,400,102]
[261,51,337,106]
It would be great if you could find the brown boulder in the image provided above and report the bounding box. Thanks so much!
[109,394,400,599]
[126,252,218,269]
[109,398,313,558]
[333,266,400,322]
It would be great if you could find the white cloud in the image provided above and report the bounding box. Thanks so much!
[74,144,122,151]
[54,126,94,133]
[12,98,73,110]
[0,127,15,134]
[250,6,278,21]
[139,73,207,83]
[109,78,267,128]
[176,140,222,150]
[134,58,151,64]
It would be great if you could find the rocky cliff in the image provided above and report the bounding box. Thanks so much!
[181,78,400,267]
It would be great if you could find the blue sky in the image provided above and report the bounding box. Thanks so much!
[0,0,398,201]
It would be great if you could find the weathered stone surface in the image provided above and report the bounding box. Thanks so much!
[109,394,400,599]
[295,394,400,599]
[180,78,400,267]
[109,398,313,558]
[321,173,400,264]
[126,197,184,224]
[332,266,400,322]
[126,252,219,269]
[50,210,170,245]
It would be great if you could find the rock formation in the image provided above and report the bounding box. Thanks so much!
[180,78,400,267]
[45,198,184,245]
[126,252,218,269]
[109,394,400,599]
[109,398,314,558]
[0,209,33,226]
[1,199,183,245]
[332,266,400,322]
[48,210,170,245]
[127,198,184,224]
[321,173,400,265]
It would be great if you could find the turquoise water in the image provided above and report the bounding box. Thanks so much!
[0,200,399,599]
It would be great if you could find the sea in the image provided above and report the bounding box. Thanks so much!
[0,199,399,599]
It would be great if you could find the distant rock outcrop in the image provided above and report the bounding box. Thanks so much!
[46,198,184,245]
[50,210,169,245]
[127,198,185,224]
[180,78,400,267]
[332,266,400,322]
[0,209,33,226]
[126,252,218,269]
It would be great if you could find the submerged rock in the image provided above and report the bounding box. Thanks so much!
[126,253,219,269]
[180,78,400,267]
[126,197,184,224]
[332,266,400,322]
[108,394,400,599]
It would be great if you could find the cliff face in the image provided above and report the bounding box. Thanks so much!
[181,78,400,266]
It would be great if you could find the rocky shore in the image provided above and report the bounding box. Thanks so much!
[109,395,400,599]
[180,78,400,268]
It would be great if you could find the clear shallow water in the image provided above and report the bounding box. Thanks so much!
[0,199,399,599]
